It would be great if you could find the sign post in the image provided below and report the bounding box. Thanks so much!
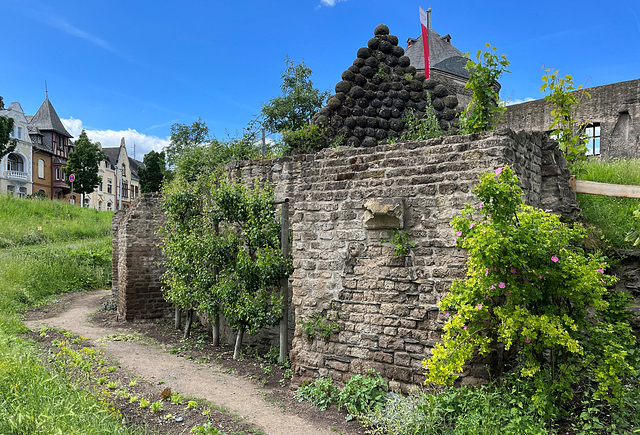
[69,174,76,205]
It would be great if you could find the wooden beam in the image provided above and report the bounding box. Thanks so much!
[570,176,640,199]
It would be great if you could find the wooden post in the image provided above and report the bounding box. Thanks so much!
[279,199,290,364]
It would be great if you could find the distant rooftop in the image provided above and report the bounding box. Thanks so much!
[405,29,470,79]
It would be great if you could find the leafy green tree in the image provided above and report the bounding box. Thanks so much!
[211,178,289,359]
[460,43,510,134]
[169,119,265,182]
[260,57,330,134]
[424,166,636,417]
[161,174,290,356]
[138,150,166,193]
[63,130,105,207]
[0,116,17,160]
[166,118,210,167]
[541,68,590,172]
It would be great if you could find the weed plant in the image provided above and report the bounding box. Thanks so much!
[574,158,640,248]
[0,336,142,434]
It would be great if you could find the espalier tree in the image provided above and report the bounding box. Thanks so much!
[424,166,637,418]
[460,43,510,134]
[541,68,590,172]
[161,173,290,359]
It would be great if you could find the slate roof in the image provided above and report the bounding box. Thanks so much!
[102,147,144,179]
[29,98,73,138]
[405,29,470,79]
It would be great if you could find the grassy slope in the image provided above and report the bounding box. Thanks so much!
[0,196,142,434]
[575,158,640,249]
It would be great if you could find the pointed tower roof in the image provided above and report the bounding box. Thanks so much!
[29,98,73,138]
[405,29,469,79]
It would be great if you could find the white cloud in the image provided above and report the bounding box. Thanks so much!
[61,117,170,161]
[505,97,536,106]
[319,0,346,6]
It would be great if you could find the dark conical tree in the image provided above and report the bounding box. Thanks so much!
[138,150,166,193]
[63,130,105,206]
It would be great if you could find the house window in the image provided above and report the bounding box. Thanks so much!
[16,127,22,139]
[18,187,27,198]
[123,182,129,198]
[38,159,45,178]
[99,180,103,192]
[6,185,15,195]
[107,201,113,211]
[584,123,601,156]
[98,201,103,211]
[7,154,24,172]
[55,167,61,180]
[107,179,112,194]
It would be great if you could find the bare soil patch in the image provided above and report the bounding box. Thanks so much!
[24,290,365,435]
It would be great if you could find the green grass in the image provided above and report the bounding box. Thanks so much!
[575,158,640,249]
[0,195,112,248]
[0,195,140,433]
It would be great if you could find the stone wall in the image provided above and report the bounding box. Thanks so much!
[230,129,578,390]
[503,78,640,158]
[114,193,171,320]
[111,130,583,389]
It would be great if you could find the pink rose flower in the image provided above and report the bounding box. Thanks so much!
[510,267,517,274]
[478,202,484,210]
[455,231,462,237]
[495,167,502,175]
[596,268,604,274]
[498,282,506,289]
[476,304,483,310]
[551,256,559,263]
[524,337,531,343]
[489,285,496,290]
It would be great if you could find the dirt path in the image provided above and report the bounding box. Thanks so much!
[24,289,335,435]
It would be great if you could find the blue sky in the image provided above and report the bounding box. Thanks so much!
[2,0,639,160]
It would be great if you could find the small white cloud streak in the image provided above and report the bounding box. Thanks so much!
[62,117,170,161]
[320,0,346,7]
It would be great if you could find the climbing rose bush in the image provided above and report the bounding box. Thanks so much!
[424,165,636,415]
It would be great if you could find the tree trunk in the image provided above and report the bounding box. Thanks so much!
[233,329,244,360]
[183,309,194,339]
[174,305,181,330]
[211,313,220,347]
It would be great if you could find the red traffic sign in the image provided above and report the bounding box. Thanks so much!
[68,174,75,183]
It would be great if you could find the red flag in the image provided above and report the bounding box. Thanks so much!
[419,5,430,79]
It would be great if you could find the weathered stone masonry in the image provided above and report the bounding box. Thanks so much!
[113,193,171,320]
[229,129,579,391]
[115,129,640,389]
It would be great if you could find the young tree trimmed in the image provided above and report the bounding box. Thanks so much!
[460,43,510,134]
[541,68,590,172]
[211,178,289,359]
[424,166,636,417]
[0,116,17,160]
[63,130,105,206]
[260,57,330,134]
[138,150,166,193]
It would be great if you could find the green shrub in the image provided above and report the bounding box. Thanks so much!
[300,312,339,339]
[424,165,637,418]
[338,370,387,418]
[282,124,325,153]
[294,376,339,410]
